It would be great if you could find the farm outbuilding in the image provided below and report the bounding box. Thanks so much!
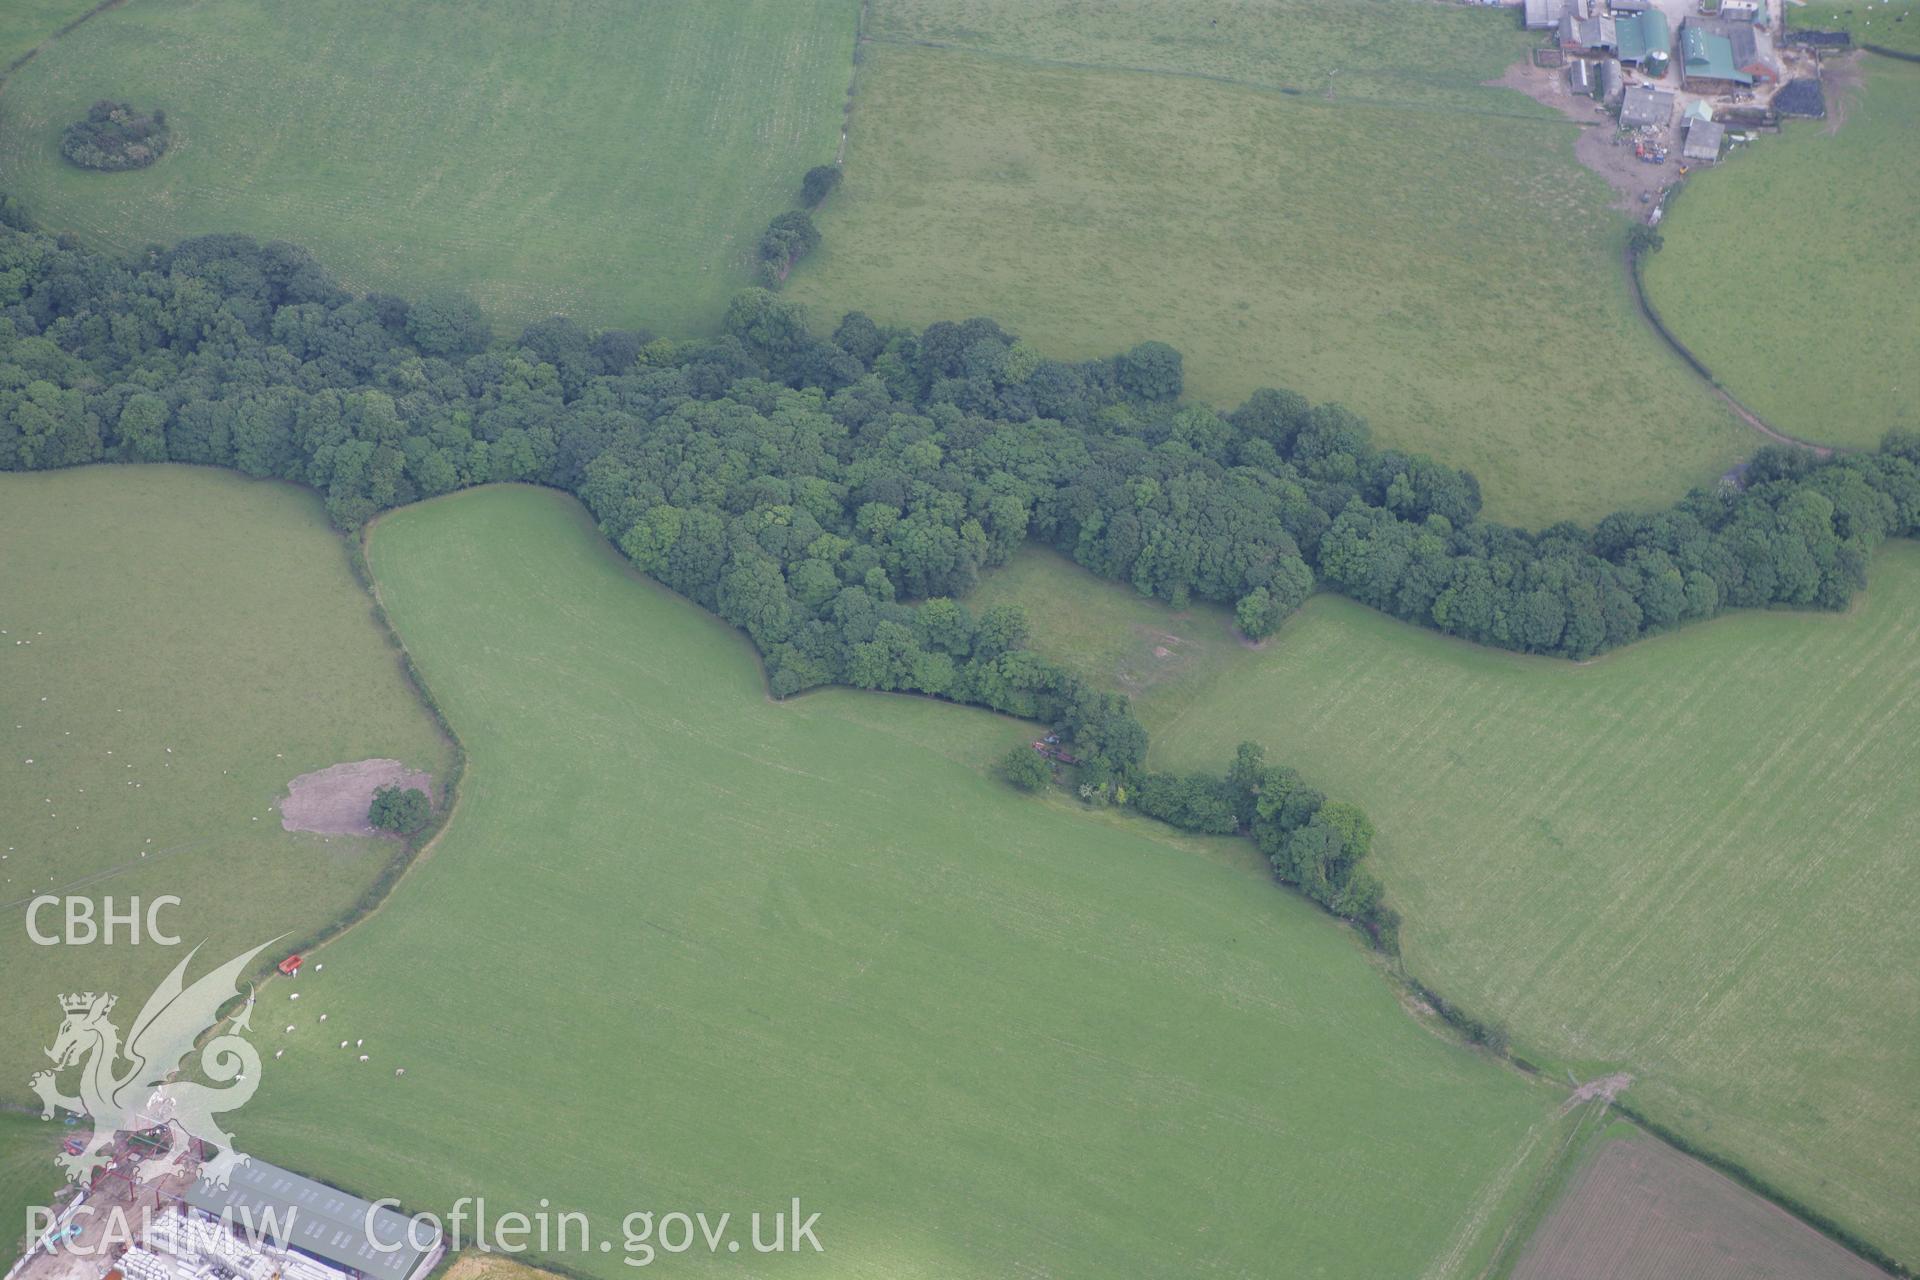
[1568,59,1596,96]
[1684,119,1725,161]
[1608,0,1651,12]
[1615,10,1671,70]
[1560,13,1618,52]
[1524,0,1571,29]
[1600,57,1626,103]
[184,1158,442,1280]
[1681,18,1777,92]
[1618,83,1675,127]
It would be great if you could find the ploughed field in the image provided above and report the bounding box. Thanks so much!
[0,0,856,337]
[978,547,1920,1264]
[1510,1127,1890,1280]
[239,485,1563,1279]
[788,0,1753,526]
[0,467,451,1091]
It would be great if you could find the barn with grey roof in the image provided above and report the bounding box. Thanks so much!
[183,1160,442,1280]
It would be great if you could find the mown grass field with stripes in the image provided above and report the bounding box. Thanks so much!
[237,484,1568,1280]
[977,546,1920,1265]
[0,0,856,337]
[788,0,1752,526]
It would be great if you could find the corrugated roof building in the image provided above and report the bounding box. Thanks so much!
[1524,0,1571,30]
[1616,10,1671,66]
[1684,119,1726,161]
[1560,13,1619,51]
[1600,57,1626,103]
[184,1161,442,1280]
[1682,18,1778,89]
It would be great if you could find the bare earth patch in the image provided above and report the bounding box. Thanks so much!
[1561,1071,1633,1114]
[441,1255,566,1280]
[1512,1134,1891,1279]
[1490,59,1679,212]
[1824,50,1866,134]
[281,758,431,836]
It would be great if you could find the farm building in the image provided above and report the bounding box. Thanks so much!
[1560,13,1619,53]
[1609,0,1651,12]
[1619,83,1676,126]
[1615,9,1672,72]
[1524,0,1572,29]
[1568,58,1596,95]
[183,1159,443,1280]
[1683,118,1726,161]
[1681,18,1778,92]
[1600,57,1626,102]
[1719,0,1763,21]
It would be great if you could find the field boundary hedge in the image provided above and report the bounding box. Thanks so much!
[234,519,468,991]
[1624,240,1838,456]
[0,0,129,78]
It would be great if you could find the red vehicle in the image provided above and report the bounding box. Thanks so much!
[277,954,304,976]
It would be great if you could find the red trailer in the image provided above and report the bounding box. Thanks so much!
[277,954,304,976]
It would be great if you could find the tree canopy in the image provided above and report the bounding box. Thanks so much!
[61,102,170,172]
[369,784,430,835]
[3,219,1916,946]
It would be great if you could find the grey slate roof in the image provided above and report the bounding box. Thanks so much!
[1619,83,1675,126]
[1684,120,1726,159]
[184,1161,439,1280]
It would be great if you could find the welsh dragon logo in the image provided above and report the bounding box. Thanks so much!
[29,941,274,1188]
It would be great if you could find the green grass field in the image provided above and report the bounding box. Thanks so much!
[0,0,855,337]
[976,547,1920,1263]
[1788,0,1920,56]
[0,0,98,72]
[233,485,1565,1279]
[1642,56,1920,448]
[0,1113,62,1260]
[787,0,1753,527]
[0,467,452,1095]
